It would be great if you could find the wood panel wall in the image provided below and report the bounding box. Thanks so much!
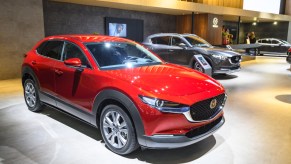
[181,0,243,9]
[176,15,192,34]
[193,14,208,39]
[286,0,291,15]
[176,14,223,45]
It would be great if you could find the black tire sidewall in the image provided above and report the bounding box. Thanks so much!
[24,79,42,112]
[100,104,138,155]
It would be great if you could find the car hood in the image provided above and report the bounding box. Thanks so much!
[105,64,223,96]
[191,47,241,57]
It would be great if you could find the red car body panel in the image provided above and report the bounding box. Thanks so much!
[22,34,226,148]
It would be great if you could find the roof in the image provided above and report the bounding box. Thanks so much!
[45,34,133,43]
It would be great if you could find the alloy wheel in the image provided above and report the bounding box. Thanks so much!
[194,62,204,72]
[25,82,36,108]
[102,111,128,149]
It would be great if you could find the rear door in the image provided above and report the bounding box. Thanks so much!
[34,40,64,105]
[147,36,171,61]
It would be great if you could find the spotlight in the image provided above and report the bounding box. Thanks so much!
[273,21,278,25]
[252,22,257,26]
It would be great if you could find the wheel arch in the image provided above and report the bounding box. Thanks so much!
[22,66,40,89]
[92,89,146,146]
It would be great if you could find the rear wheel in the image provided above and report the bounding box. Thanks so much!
[24,79,42,112]
[100,105,139,155]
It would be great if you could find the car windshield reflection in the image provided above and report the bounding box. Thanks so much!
[184,36,213,48]
[86,42,162,70]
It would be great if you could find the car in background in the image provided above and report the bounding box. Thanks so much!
[256,38,291,55]
[287,48,291,64]
[22,34,226,155]
[143,33,241,75]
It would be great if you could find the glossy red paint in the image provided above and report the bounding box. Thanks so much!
[22,34,225,137]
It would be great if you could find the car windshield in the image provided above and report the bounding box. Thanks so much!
[86,42,163,70]
[184,36,213,48]
[279,39,290,45]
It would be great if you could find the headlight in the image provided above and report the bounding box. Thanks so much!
[139,96,190,113]
[212,54,228,60]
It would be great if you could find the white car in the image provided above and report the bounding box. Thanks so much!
[256,38,291,55]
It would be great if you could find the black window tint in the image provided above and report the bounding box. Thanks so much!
[151,36,170,45]
[272,40,279,44]
[40,41,63,60]
[87,44,126,67]
[36,41,48,54]
[262,39,271,44]
[171,37,185,46]
[63,42,88,66]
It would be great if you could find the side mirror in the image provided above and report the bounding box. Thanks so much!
[178,43,187,49]
[64,58,82,67]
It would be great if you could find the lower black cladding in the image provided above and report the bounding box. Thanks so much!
[185,116,223,138]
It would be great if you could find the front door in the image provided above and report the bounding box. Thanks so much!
[54,41,97,118]
[169,37,191,66]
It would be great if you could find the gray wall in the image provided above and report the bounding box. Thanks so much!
[43,1,176,41]
[0,0,44,80]
[239,22,289,43]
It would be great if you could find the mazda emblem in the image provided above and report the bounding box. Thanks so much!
[210,99,217,109]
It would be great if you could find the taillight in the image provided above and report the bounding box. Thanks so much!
[288,48,291,52]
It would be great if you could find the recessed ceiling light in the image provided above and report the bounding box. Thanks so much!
[273,21,278,25]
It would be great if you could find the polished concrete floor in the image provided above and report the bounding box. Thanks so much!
[0,56,291,164]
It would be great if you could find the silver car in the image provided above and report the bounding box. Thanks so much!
[257,38,291,55]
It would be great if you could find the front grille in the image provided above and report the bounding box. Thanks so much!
[230,56,241,63]
[190,94,225,121]
[185,116,223,138]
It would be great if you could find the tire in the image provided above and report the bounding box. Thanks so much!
[100,105,139,155]
[193,61,204,73]
[23,79,42,112]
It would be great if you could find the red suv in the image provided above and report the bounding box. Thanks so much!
[22,35,226,155]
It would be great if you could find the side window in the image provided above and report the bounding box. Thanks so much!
[63,42,88,66]
[171,37,186,46]
[262,39,271,44]
[40,41,64,60]
[272,40,279,44]
[151,36,170,45]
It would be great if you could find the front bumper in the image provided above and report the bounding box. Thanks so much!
[213,66,241,74]
[140,116,225,149]
[287,54,291,64]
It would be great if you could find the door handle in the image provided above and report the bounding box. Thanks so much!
[54,69,63,76]
[31,61,37,65]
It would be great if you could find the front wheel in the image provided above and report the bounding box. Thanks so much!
[23,79,42,112]
[193,61,204,73]
[100,105,139,155]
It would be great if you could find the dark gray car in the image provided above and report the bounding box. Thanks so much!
[143,33,241,75]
